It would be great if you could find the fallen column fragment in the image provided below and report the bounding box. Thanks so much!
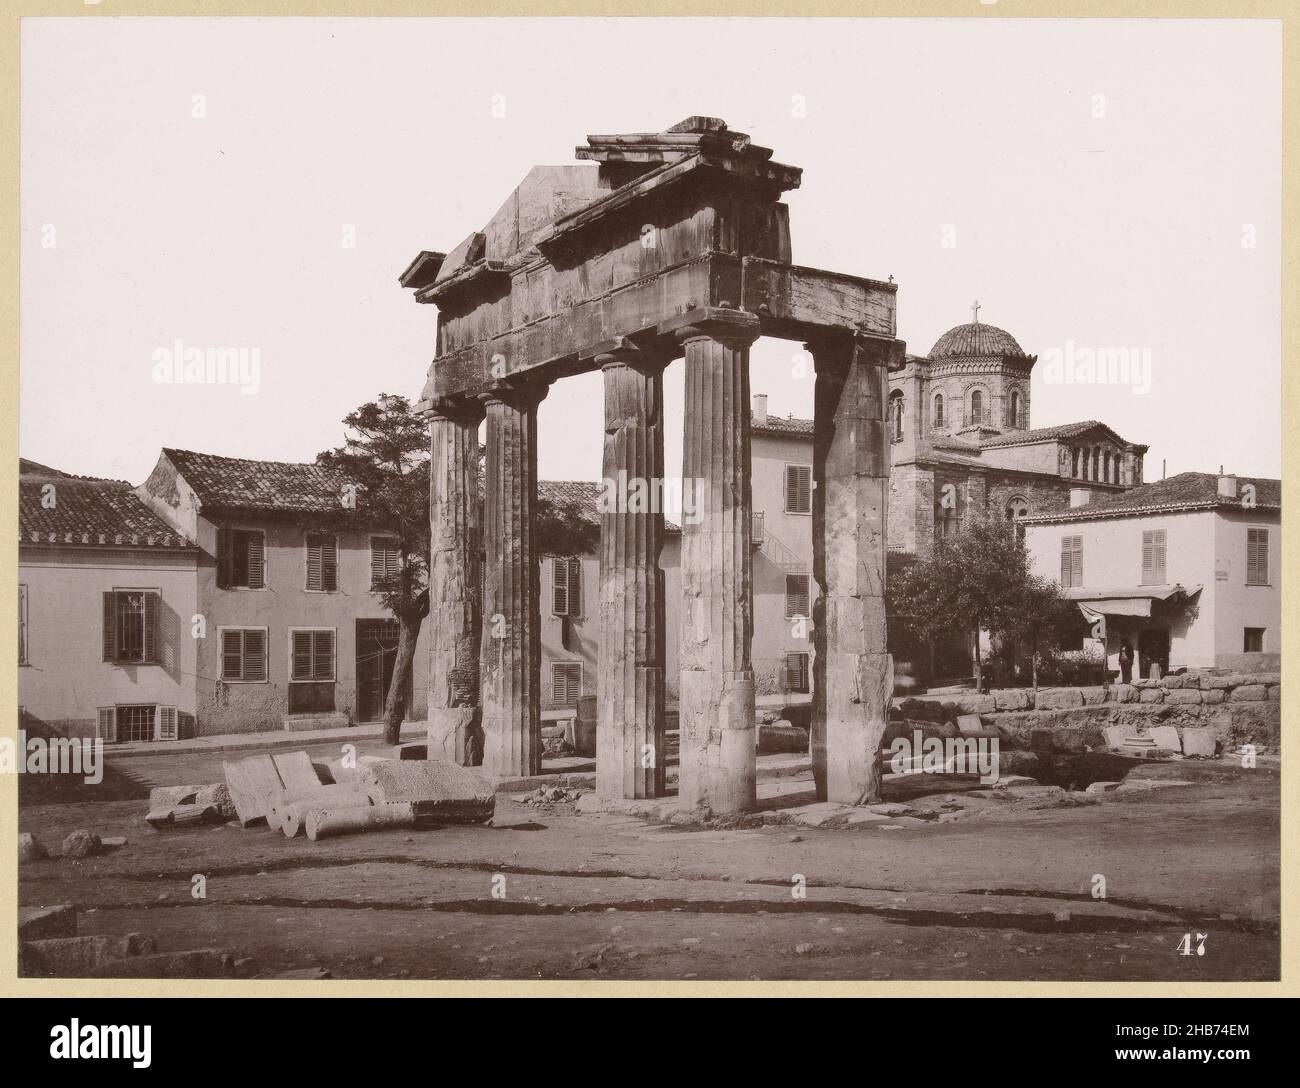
[358,759,495,823]
[305,803,417,841]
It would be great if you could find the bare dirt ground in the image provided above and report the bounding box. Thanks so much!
[18,741,1279,982]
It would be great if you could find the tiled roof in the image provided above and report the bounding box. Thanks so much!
[1021,472,1280,523]
[980,420,1119,448]
[19,476,195,550]
[538,479,681,534]
[929,321,1026,360]
[752,412,813,437]
[163,448,348,515]
[19,458,75,478]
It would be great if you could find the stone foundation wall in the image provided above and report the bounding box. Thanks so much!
[894,670,1280,754]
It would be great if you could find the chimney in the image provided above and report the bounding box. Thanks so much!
[1070,487,1093,508]
[752,393,768,426]
[1217,473,1238,499]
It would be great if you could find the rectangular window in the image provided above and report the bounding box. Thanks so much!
[291,629,336,682]
[289,629,335,714]
[785,573,811,619]
[784,464,812,514]
[785,652,810,694]
[102,590,160,664]
[113,704,156,744]
[305,533,338,592]
[370,537,401,590]
[217,528,266,589]
[1243,627,1265,653]
[1246,528,1269,585]
[1141,529,1167,585]
[18,583,27,665]
[1060,536,1083,588]
[552,661,582,706]
[220,628,267,682]
[551,557,583,617]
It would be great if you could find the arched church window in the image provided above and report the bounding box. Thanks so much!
[888,390,904,443]
[1005,496,1030,544]
[970,389,984,425]
[1009,390,1022,429]
[933,393,944,429]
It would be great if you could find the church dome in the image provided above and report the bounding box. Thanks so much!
[929,321,1026,360]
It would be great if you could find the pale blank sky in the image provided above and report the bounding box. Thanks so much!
[20,17,1281,487]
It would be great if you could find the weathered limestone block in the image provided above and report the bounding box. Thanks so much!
[427,403,484,766]
[1111,684,1137,703]
[1149,725,1182,751]
[480,384,546,779]
[956,694,996,714]
[992,688,1030,711]
[19,832,46,863]
[359,759,495,823]
[1229,684,1267,702]
[61,830,101,858]
[1139,688,1166,704]
[810,332,895,806]
[1036,688,1084,710]
[1267,685,1281,701]
[1181,729,1218,757]
[1079,686,1108,706]
[1160,673,1193,689]
[1199,674,1233,690]
[19,903,76,942]
[596,350,667,800]
[1165,689,1203,705]
[677,318,759,815]
[22,934,157,977]
[1201,689,1226,705]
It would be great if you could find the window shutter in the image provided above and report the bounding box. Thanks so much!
[96,707,118,743]
[292,631,313,681]
[244,630,266,681]
[1153,531,1167,583]
[154,705,178,741]
[785,465,812,514]
[322,537,338,592]
[1247,528,1268,585]
[246,532,265,589]
[1141,532,1155,584]
[221,630,242,681]
[786,574,810,618]
[143,592,160,663]
[306,536,322,591]
[568,558,582,616]
[216,527,231,589]
[314,631,335,681]
[552,557,570,616]
[1071,538,1083,587]
[102,592,117,662]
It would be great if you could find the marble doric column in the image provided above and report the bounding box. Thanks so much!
[479,382,546,779]
[426,401,485,765]
[809,332,897,805]
[677,313,760,815]
[596,344,668,800]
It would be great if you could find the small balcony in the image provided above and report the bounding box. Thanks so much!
[751,511,765,547]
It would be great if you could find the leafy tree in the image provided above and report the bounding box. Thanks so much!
[315,394,429,745]
[888,515,1080,691]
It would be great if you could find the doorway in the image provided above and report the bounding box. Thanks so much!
[356,619,413,722]
[1137,627,1170,679]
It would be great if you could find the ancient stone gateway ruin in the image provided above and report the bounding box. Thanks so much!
[404,117,904,813]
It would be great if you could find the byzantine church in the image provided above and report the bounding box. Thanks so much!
[886,305,1148,558]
